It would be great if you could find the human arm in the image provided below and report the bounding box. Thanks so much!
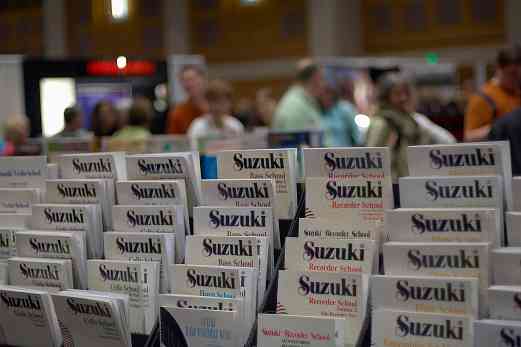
[464,95,493,141]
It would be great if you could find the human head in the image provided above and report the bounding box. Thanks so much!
[63,106,83,131]
[206,79,233,118]
[319,83,339,111]
[3,115,30,145]
[128,97,153,128]
[255,88,276,126]
[496,45,521,94]
[377,73,414,114]
[179,65,207,99]
[296,58,325,98]
[91,100,118,137]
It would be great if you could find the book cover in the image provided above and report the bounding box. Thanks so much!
[492,247,521,285]
[284,237,376,274]
[8,257,74,292]
[298,217,376,241]
[0,263,7,284]
[0,188,40,213]
[383,242,490,317]
[513,177,521,211]
[0,286,62,347]
[0,156,48,191]
[385,208,500,246]
[104,232,175,293]
[258,314,344,347]
[506,212,521,246]
[57,152,127,180]
[0,229,18,260]
[474,319,521,347]
[159,293,241,314]
[216,148,297,219]
[372,309,473,347]
[87,259,159,334]
[15,230,87,289]
[111,204,186,263]
[407,142,512,210]
[0,212,30,229]
[489,285,521,320]
[30,203,103,259]
[371,275,479,318]
[125,152,201,215]
[277,270,368,347]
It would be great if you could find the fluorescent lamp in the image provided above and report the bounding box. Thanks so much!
[111,0,128,20]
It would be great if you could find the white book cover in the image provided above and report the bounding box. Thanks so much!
[159,293,241,314]
[383,242,491,317]
[104,232,175,293]
[47,163,58,179]
[372,309,473,347]
[216,148,297,219]
[0,229,18,259]
[8,257,74,292]
[111,204,186,263]
[186,235,267,307]
[57,152,127,180]
[46,178,114,231]
[52,291,130,347]
[15,230,87,289]
[0,212,30,229]
[160,306,239,347]
[258,313,345,347]
[371,275,479,318]
[0,156,48,191]
[506,212,521,246]
[492,247,521,285]
[277,270,368,347]
[474,319,521,347]
[298,217,375,241]
[115,179,189,229]
[489,285,521,320]
[407,142,512,210]
[0,286,61,347]
[0,188,40,213]
[513,177,521,211]
[125,152,201,215]
[284,237,376,274]
[30,203,103,259]
[0,263,7,284]
[385,208,500,246]
[87,259,159,334]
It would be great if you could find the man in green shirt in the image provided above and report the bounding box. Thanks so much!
[272,59,325,131]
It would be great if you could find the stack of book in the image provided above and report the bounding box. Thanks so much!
[373,142,510,347]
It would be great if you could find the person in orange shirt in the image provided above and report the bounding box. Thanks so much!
[464,45,521,141]
[166,65,209,134]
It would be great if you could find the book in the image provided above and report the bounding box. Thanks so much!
[104,232,175,293]
[407,142,512,210]
[46,178,114,231]
[474,319,521,347]
[15,230,88,289]
[87,259,159,334]
[30,203,103,259]
[492,247,521,285]
[383,242,491,317]
[385,208,500,246]
[0,212,30,229]
[0,286,62,347]
[8,257,74,292]
[47,163,58,179]
[371,275,479,318]
[298,217,375,241]
[186,235,267,307]
[125,152,202,215]
[303,147,393,206]
[277,270,368,347]
[111,204,186,263]
[513,177,521,211]
[0,188,40,213]
[159,293,242,315]
[506,212,521,246]
[115,179,190,230]
[372,309,473,347]
[0,263,7,284]
[284,237,376,274]
[51,291,131,347]
[57,152,127,180]
[0,229,18,260]
[257,314,345,347]
[160,306,239,347]
[0,156,48,191]
[488,285,521,320]
[216,148,297,219]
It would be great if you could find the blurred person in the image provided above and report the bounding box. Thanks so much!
[188,79,244,142]
[91,100,119,137]
[319,83,361,147]
[489,108,521,175]
[254,88,276,127]
[2,115,30,156]
[55,106,88,137]
[365,73,455,179]
[233,97,254,127]
[272,59,324,130]
[166,65,209,134]
[112,97,153,142]
[464,45,521,141]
